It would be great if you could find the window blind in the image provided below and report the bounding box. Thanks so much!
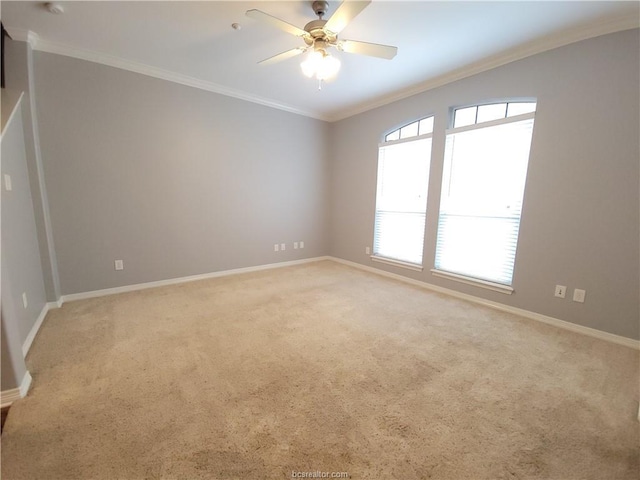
[373,137,432,266]
[434,115,535,285]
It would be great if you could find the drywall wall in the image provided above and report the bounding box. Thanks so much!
[1,92,47,349]
[0,316,26,392]
[33,52,330,295]
[329,29,640,340]
[4,38,60,302]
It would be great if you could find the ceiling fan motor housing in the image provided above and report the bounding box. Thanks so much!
[304,0,338,49]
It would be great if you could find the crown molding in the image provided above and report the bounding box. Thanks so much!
[20,33,330,121]
[4,14,638,124]
[326,14,640,122]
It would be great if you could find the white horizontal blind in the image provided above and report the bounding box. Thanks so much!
[434,115,535,285]
[374,137,432,266]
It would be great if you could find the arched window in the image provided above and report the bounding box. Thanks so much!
[433,101,537,290]
[372,116,434,269]
[384,116,434,142]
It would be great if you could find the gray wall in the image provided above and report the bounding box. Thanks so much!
[10,29,639,343]
[1,315,27,392]
[4,39,60,302]
[33,52,331,295]
[1,93,47,389]
[330,29,640,340]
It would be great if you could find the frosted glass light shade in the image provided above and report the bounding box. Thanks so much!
[300,51,340,80]
[301,51,323,78]
[316,54,340,80]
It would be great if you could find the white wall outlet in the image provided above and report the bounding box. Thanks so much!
[365,246,371,255]
[554,285,566,298]
[22,292,28,309]
[294,242,299,249]
[274,244,279,252]
[299,241,304,249]
[114,259,124,271]
[573,288,586,303]
[4,174,13,192]
[280,243,286,251]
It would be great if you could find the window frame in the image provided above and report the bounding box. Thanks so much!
[451,100,537,129]
[384,116,434,143]
[372,116,435,271]
[432,106,536,293]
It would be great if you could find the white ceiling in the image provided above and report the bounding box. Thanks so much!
[3,1,639,121]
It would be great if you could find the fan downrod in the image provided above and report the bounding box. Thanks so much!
[312,1,329,19]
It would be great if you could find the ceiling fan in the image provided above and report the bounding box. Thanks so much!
[246,1,397,86]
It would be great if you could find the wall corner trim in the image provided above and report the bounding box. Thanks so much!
[0,91,24,138]
[0,371,33,408]
[328,257,640,350]
[3,27,39,48]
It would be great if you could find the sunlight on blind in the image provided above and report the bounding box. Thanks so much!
[435,116,535,285]
[374,138,432,265]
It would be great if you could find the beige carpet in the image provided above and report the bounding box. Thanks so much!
[1,260,638,479]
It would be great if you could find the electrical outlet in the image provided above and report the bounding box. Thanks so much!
[573,289,586,303]
[299,241,304,249]
[294,242,299,249]
[114,259,124,271]
[274,244,279,252]
[4,174,12,192]
[22,292,28,309]
[365,246,371,255]
[280,243,286,251]
[554,285,566,298]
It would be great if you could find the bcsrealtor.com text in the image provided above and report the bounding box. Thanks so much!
[291,471,349,478]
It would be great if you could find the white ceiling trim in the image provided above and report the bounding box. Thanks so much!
[5,27,329,122]
[6,15,639,123]
[327,14,640,122]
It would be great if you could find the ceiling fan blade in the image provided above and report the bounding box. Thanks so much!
[258,47,307,66]
[246,9,308,38]
[339,39,398,60]
[324,1,371,34]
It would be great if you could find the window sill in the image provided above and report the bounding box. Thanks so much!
[371,255,423,272]
[430,269,514,295]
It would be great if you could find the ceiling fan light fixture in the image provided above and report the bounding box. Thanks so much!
[248,0,396,86]
[301,50,322,78]
[317,54,340,80]
[300,50,340,80]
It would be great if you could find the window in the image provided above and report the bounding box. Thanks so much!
[433,102,536,290]
[373,117,434,269]
[385,117,434,142]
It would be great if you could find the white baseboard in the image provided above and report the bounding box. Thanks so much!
[22,302,58,357]
[328,257,640,350]
[1,371,32,408]
[60,257,331,303]
[34,254,639,351]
